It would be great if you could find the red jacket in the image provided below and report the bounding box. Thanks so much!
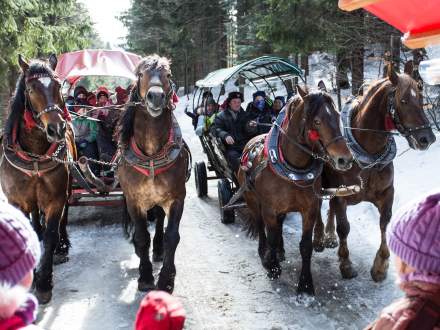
[365,281,440,330]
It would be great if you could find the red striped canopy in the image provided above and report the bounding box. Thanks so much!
[339,0,440,48]
[55,49,142,83]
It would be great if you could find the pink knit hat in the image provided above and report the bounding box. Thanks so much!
[0,202,41,286]
[387,191,440,276]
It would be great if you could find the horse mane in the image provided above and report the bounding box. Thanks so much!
[117,54,172,146]
[4,61,56,136]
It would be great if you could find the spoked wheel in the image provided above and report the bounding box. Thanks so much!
[217,179,235,224]
[194,161,208,197]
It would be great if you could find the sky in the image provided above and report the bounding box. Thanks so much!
[79,0,131,49]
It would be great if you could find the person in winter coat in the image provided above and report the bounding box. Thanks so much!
[212,91,252,172]
[272,96,286,116]
[0,201,42,330]
[246,90,273,136]
[135,290,185,330]
[365,190,440,330]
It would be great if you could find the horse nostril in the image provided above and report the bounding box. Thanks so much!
[337,158,346,167]
[47,124,57,138]
[147,92,153,101]
[419,136,428,146]
[161,92,165,99]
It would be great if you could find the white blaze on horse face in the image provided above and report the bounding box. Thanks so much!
[410,88,417,98]
[326,105,332,115]
[38,77,51,88]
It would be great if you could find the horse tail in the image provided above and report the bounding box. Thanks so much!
[122,198,134,240]
[242,204,264,239]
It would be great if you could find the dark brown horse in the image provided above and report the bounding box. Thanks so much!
[118,55,189,293]
[238,85,353,294]
[0,54,76,304]
[321,64,436,282]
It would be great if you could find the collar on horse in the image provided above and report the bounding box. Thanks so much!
[262,108,323,182]
[341,97,396,170]
[1,121,68,177]
[122,114,184,179]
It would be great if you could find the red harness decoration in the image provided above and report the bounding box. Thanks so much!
[384,114,396,131]
[129,125,177,177]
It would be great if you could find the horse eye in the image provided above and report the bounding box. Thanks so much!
[314,119,321,126]
[401,99,408,104]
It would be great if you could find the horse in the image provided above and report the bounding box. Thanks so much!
[118,55,190,293]
[321,63,436,282]
[238,85,353,295]
[0,54,76,304]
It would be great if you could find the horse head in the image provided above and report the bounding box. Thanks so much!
[135,54,173,117]
[19,54,66,143]
[296,84,353,171]
[386,63,436,150]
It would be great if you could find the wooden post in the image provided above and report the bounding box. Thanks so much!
[390,35,401,73]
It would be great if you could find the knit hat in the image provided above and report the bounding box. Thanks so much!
[73,86,88,99]
[387,191,440,274]
[135,291,185,330]
[253,90,266,100]
[0,202,41,286]
[226,91,243,103]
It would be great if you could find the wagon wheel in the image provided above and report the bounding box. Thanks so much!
[217,178,235,224]
[194,161,208,197]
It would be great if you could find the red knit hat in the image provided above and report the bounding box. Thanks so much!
[135,291,185,330]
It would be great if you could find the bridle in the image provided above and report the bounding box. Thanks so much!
[387,87,431,138]
[24,73,65,131]
[136,69,174,111]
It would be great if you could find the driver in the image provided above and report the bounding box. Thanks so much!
[212,91,252,173]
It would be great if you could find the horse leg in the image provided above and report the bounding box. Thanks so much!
[152,206,166,262]
[157,200,184,293]
[297,207,316,295]
[54,204,70,265]
[35,205,63,304]
[313,200,325,252]
[31,210,44,241]
[128,203,154,291]
[334,197,358,279]
[276,214,286,261]
[261,212,282,280]
[324,200,339,248]
[371,187,393,282]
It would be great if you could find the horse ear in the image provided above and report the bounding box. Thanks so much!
[317,80,327,92]
[48,53,58,71]
[18,54,29,72]
[387,63,399,86]
[404,60,414,76]
[297,84,308,99]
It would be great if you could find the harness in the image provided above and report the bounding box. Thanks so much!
[121,114,190,180]
[341,97,397,170]
[262,108,323,182]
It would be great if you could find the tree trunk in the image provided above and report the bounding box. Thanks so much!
[390,34,401,73]
[351,46,364,95]
[300,53,309,83]
[336,50,350,89]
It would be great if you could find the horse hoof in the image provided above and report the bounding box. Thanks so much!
[370,268,387,282]
[152,251,164,262]
[340,263,358,279]
[267,266,282,280]
[138,281,156,292]
[157,279,174,293]
[277,251,286,262]
[371,257,389,282]
[324,234,339,249]
[313,240,325,253]
[53,254,69,265]
[35,290,52,305]
[297,282,315,295]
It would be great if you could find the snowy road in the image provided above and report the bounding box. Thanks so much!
[35,100,440,330]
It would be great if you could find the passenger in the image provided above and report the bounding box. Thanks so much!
[73,85,88,113]
[72,106,100,175]
[246,91,273,135]
[0,201,42,330]
[195,97,218,136]
[115,86,128,105]
[185,90,213,129]
[272,96,286,117]
[96,86,112,107]
[212,91,252,173]
[365,191,440,330]
[135,291,185,330]
[86,92,97,107]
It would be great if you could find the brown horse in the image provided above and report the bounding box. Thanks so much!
[0,54,76,304]
[321,64,436,282]
[238,85,353,294]
[118,55,189,293]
